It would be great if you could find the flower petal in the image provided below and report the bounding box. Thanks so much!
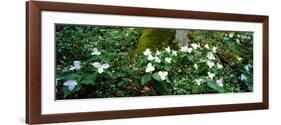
[102,64,110,69]
[68,85,76,91]
[69,66,75,70]
[92,62,101,68]
[98,67,104,74]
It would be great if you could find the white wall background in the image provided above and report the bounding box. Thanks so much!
[0,0,279,124]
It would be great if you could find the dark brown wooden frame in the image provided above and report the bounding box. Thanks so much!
[26,1,269,124]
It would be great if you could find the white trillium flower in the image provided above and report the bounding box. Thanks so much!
[237,56,242,61]
[172,50,177,56]
[155,50,161,56]
[145,63,155,73]
[158,71,168,80]
[92,62,110,74]
[204,44,210,49]
[143,48,152,56]
[154,56,161,63]
[194,63,198,69]
[91,48,101,55]
[244,64,252,71]
[63,80,78,91]
[217,63,223,69]
[212,47,217,53]
[229,33,234,38]
[180,46,192,53]
[236,39,241,44]
[69,61,81,70]
[187,48,193,53]
[216,78,224,87]
[194,79,203,85]
[165,57,172,63]
[165,47,171,53]
[208,72,215,79]
[207,60,215,68]
[191,43,200,49]
[240,74,247,81]
[180,46,188,52]
[207,52,216,60]
[147,55,155,61]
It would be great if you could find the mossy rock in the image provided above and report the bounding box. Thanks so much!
[131,28,176,55]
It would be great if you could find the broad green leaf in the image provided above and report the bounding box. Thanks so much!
[152,73,162,81]
[207,80,225,93]
[141,74,152,85]
[81,72,97,85]
[63,87,72,97]
[58,74,81,81]
[154,82,169,94]
[165,78,172,84]
[192,86,200,94]
[73,85,82,92]
[164,65,171,71]
[105,71,113,78]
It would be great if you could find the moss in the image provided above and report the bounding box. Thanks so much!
[131,28,176,55]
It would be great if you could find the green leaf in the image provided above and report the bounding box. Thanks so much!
[81,72,97,85]
[207,80,225,93]
[163,65,171,71]
[165,78,172,84]
[73,84,82,92]
[192,86,200,94]
[152,73,162,81]
[141,74,152,85]
[58,74,81,81]
[63,87,72,97]
[105,71,113,78]
[154,82,169,94]
[248,85,253,92]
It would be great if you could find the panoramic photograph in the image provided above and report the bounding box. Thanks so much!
[55,24,253,100]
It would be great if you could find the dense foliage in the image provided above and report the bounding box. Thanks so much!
[55,24,253,99]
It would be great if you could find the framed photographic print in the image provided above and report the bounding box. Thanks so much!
[26,1,269,124]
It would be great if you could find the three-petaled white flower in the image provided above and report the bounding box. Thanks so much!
[156,50,161,56]
[212,47,217,53]
[208,72,215,79]
[69,61,81,70]
[207,60,215,68]
[207,52,216,60]
[143,48,152,56]
[194,63,198,69]
[63,80,78,91]
[217,63,223,69]
[180,46,188,52]
[172,50,177,56]
[165,57,172,63]
[165,47,171,53]
[236,39,240,44]
[145,63,155,73]
[194,79,203,85]
[240,74,247,81]
[237,56,242,61]
[147,55,155,61]
[191,43,200,49]
[92,62,110,74]
[216,78,223,87]
[204,44,210,49]
[229,33,234,38]
[180,46,192,53]
[91,48,101,55]
[244,64,252,71]
[154,56,161,63]
[158,71,168,80]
